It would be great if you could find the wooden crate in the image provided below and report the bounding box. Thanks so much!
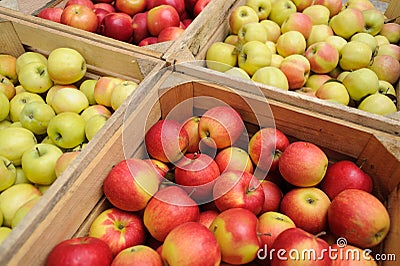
[0,14,166,264]
[3,65,399,265]
[164,0,400,135]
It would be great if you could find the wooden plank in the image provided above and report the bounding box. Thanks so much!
[383,184,400,266]
[0,21,25,57]
[385,0,400,23]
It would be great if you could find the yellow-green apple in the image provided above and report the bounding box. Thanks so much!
[378,80,396,97]
[280,187,331,234]
[21,143,63,185]
[358,93,397,115]
[60,4,98,32]
[55,151,80,177]
[375,35,390,46]
[10,122,22,128]
[47,112,86,149]
[85,114,108,141]
[215,146,254,174]
[0,209,3,225]
[51,87,89,114]
[268,0,297,26]
[265,40,276,54]
[0,75,15,100]
[79,79,97,105]
[15,85,26,94]
[162,221,221,265]
[307,24,334,47]
[37,7,64,23]
[376,44,400,61]
[14,166,31,184]
[0,120,11,130]
[0,156,16,192]
[19,102,56,135]
[245,0,272,20]
[174,152,220,202]
[379,23,400,44]
[302,4,330,25]
[36,184,51,194]
[0,227,11,244]
[180,116,201,153]
[260,180,283,213]
[229,5,259,35]
[143,186,200,242]
[210,207,260,265]
[270,227,331,265]
[305,41,339,74]
[112,245,163,266]
[145,119,189,163]
[325,35,348,52]
[328,189,390,248]
[198,105,245,150]
[316,81,350,105]
[197,209,219,228]
[0,93,9,121]
[351,32,378,53]
[224,67,251,80]
[93,76,124,107]
[279,141,328,187]
[47,47,87,85]
[80,105,112,122]
[313,0,342,17]
[46,84,78,106]
[45,236,113,266]
[342,68,379,101]
[238,40,272,75]
[103,158,160,211]
[305,74,332,92]
[330,243,378,265]
[344,0,375,12]
[237,22,268,44]
[213,170,264,215]
[361,8,384,36]
[270,54,284,68]
[369,55,400,84]
[258,211,295,249]
[89,207,146,256]
[276,31,306,57]
[281,12,313,39]
[110,80,138,111]
[15,52,47,75]
[11,196,41,228]
[252,66,289,90]
[337,71,351,82]
[339,41,372,70]
[224,34,239,46]
[146,5,180,36]
[205,42,238,73]
[329,8,365,39]
[0,54,17,84]
[18,62,53,93]
[0,127,37,166]
[279,54,311,89]
[0,183,41,227]
[259,19,281,42]
[291,0,312,12]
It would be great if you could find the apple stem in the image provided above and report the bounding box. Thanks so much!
[6,161,13,168]
[314,231,327,239]
[212,224,218,233]
[39,68,45,76]
[36,146,41,157]
[359,158,367,170]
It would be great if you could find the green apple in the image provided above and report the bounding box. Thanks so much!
[79,79,97,105]
[21,143,63,185]
[315,81,350,105]
[377,80,396,97]
[0,227,11,244]
[252,66,289,90]
[329,8,365,40]
[85,114,108,141]
[206,42,238,73]
[358,94,397,115]
[339,41,372,70]
[41,135,57,146]
[47,112,86,149]
[337,71,351,82]
[15,85,27,94]
[18,62,53,93]
[268,0,297,26]
[55,151,80,178]
[0,92,9,121]
[0,120,11,130]
[0,210,2,226]
[36,184,51,194]
[237,22,268,44]
[110,80,138,111]
[0,75,16,100]
[80,105,112,122]
[376,44,400,61]
[325,35,347,52]
[0,127,37,166]
[51,87,89,114]
[9,122,22,128]
[276,31,307,57]
[245,0,271,20]
[374,35,390,46]
[361,8,384,36]
[305,74,332,92]
[45,84,78,106]
[229,5,259,35]
[350,32,378,53]
[368,55,400,84]
[302,4,330,25]
[9,92,45,122]
[93,76,124,107]
[238,40,272,76]
[224,34,239,46]
[270,54,284,68]
[47,47,87,85]
[342,68,379,101]
[0,183,41,227]
[224,67,251,80]
[11,196,41,229]
[16,52,47,75]
[379,23,400,44]
[259,19,281,42]
[14,166,31,185]
[20,101,56,135]
[0,54,18,84]
[0,156,16,192]
[307,24,334,47]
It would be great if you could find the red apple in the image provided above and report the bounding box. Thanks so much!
[45,237,113,266]
[181,116,201,153]
[147,5,181,36]
[102,158,161,212]
[131,12,149,45]
[258,211,296,248]
[143,185,200,242]
[60,4,98,33]
[213,170,265,215]
[115,0,146,16]
[37,7,64,23]
[313,0,342,17]
[182,18,193,28]
[162,222,221,265]
[143,158,169,181]
[99,12,134,42]
[144,119,189,163]
[321,160,373,200]
[64,0,95,9]
[279,141,328,187]
[193,0,211,17]
[328,189,390,248]
[184,0,199,15]
[248,127,290,173]
[138,36,158,46]
[111,245,163,266]
[305,41,340,74]
[198,209,219,228]
[93,3,116,12]
[279,54,311,90]
[149,0,186,18]
[93,8,110,33]
[94,0,114,3]
[215,146,254,174]
[260,180,283,213]
[157,26,185,43]
[89,208,147,256]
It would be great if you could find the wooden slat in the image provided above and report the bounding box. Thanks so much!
[0,21,25,56]
[385,0,400,23]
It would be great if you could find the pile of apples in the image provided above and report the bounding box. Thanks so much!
[205,0,400,116]
[37,0,211,46]
[45,105,390,265]
[0,47,137,243]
